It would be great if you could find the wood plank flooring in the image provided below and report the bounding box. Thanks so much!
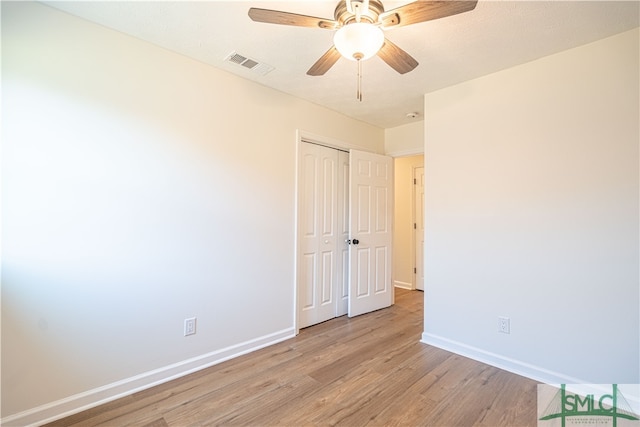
[47,289,539,426]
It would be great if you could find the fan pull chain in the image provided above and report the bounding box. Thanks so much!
[357,58,363,102]
[356,57,362,102]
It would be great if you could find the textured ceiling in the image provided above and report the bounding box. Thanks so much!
[43,1,639,129]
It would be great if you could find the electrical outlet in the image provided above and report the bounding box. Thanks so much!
[184,317,197,336]
[498,316,510,334]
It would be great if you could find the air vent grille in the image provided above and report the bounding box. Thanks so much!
[224,52,274,76]
[242,59,259,69]
[227,53,247,65]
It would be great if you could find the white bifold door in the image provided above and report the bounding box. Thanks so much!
[348,149,394,317]
[298,143,349,328]
[297,143,393,329]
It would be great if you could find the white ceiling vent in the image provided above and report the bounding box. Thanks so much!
[224,52,274,76]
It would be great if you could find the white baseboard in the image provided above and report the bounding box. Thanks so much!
[421,332,587,385]
[394,280,414,290]
[2,328,296,427]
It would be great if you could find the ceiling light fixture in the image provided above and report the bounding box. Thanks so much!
[333,22,384,62]
[332,0,384,101]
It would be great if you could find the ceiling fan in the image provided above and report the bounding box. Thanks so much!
[248,0,478,78]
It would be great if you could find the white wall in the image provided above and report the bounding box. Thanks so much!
[422,28,639,384]
[385,121,424,156]
[1,2,383,424]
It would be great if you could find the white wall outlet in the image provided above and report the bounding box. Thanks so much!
[184,317,197,336]
[498,316,510,334]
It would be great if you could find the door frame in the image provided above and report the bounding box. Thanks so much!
[391,155,424,291]
[294,130,386,334]
[413,165,425,291]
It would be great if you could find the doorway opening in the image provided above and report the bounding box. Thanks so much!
[392,155,424,291]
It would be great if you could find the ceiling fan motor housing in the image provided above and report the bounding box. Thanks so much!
[334,0,385,25]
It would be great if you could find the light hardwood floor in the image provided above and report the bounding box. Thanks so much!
[48,289,539,426]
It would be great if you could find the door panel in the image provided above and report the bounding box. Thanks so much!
[298,143,339,328]
[348,149,393,317]
[375,246,388,293]
[301,254,315,310]
[321,251,333,303]
[298,143,349,328]
[356,248,370,297]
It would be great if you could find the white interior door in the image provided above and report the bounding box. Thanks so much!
[298,143,337,328]
[348,149,393,317]
[414,166,425,291]
[298,143,348,328]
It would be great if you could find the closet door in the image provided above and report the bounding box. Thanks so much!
[298,143,343,328]
[348,149,393,317]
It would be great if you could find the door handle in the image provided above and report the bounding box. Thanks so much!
[352,238,359,245]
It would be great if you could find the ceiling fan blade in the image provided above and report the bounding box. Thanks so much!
[307,46,342,76]
[380,1,477,29]
[248,8,338,30]
[377,39,419,74]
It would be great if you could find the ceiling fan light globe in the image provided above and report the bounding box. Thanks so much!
[333,23,384,61]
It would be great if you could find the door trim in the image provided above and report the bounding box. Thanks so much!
[297,129,380,153]
[413,165,425,291]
